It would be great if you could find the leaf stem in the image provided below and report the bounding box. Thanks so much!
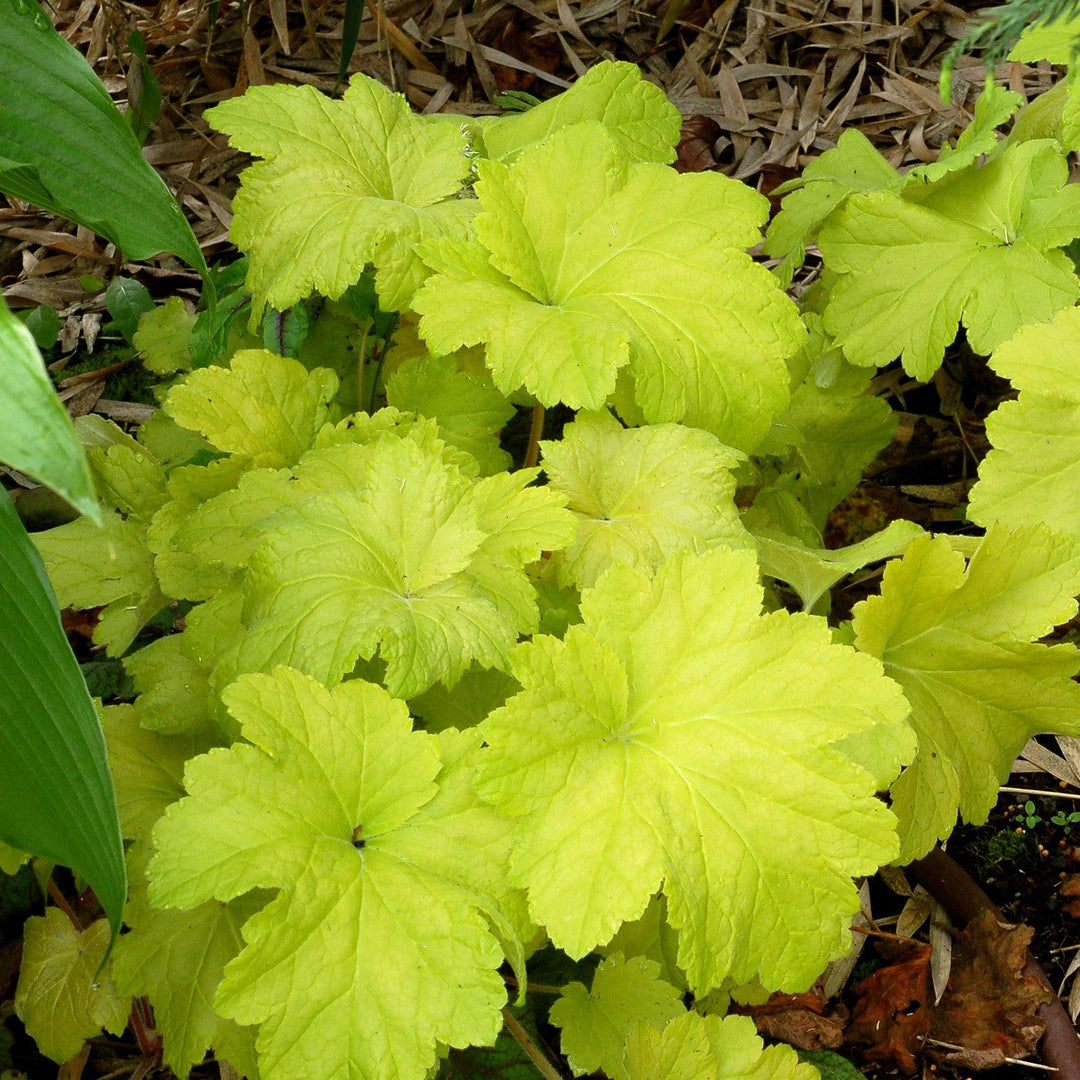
[501,1005,564,1080]
[47,879,82,930]
[523,402,545,469]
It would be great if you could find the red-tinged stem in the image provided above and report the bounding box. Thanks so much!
[908,845,1080,1080]
[523,402,545,470]
[47,880,82,930]
[128,996,162,1060]
[501,1005,564,1080]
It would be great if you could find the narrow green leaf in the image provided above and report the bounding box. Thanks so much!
[0,494,126,939]
[338,0,363,82]
[0,296,99,522]
[0,0,207,277]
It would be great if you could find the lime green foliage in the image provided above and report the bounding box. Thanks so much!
[905,83,1023,183]
[478,61,683,164]
[818,139,1080,379]
[134,296,195,375]
[414,123,803,452]
[230,437,573,696]
[759,313,897,527]
[969,306,1080,541]
[386,353,515,475]
[624,1012,817,1080]
[1010,7,1080,61]
[208,76,475,318]
[550,954,685,1080]
[853,526,1080,862]
[478,547,910,992]
[15,909,129,1064]
[164,350,338,467]
[764,130,900,286]
[149,668,512,1080]
[540,409,750,589]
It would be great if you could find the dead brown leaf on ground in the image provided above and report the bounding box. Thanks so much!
[733,983,848,1051]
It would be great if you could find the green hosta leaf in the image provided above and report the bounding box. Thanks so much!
[386,353,514,474]
[148,667,511,1080]
[228,437,572,697]
[134,297,195,375]
[113,889,263,1080]
[751,519,924,612]
[763,130,900,287]
[478,60,683,164]
[0,2,206,276]
[414,124,803,453]
[550,953,685,1080]
[624,1012,818,1080]
[0,296,99,520]
[164,350,338,467]
[853,526,1080,863]
[969,306,1080,541]
[0,495,125,937]
[34,514,164,655]
[477,547,909,992]
[14,909,129,1064]
[540,409,749,590]
[207,76,475,318]
[904,82,1023,184]
[819,139,1080,380]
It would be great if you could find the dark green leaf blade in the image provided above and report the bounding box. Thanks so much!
[0,1,207,277]
[0,298,99,522]
[0,494,126,939]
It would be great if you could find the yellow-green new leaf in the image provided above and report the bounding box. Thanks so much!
[540,409,750,590]
[15,909,129,1064]
[853,526,1080,863]
[207,76,475,317]
[624,1012,818,1080]
[414,124,803,453]
[148,668,509,1080]
[550,954,685,1080]
[164,351,338,468]
[819,140,1080,380]
[969,306,1080,542]
[478,547,910,993]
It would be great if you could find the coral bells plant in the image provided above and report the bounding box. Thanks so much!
[14,44,1080,1080]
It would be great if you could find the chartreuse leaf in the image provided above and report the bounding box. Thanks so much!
[124,636,213,734]
[134,296,195,375]
[164,350,338,467]
[600,898,685,990]
[550,953,685,1080]
[148,667,510,1080]
[0,1,207,277]
[624,1012,817,1080]
[414,124,803,453]
[33,515,164,655]
[763,130,900,287]
[968,306,1080,540]
[853,526,1080,863]
[1010,8,1080,61]
[386,353,515,475]
[0,296,99,520]
[14,909,129,1065]
[751,519,924,612]
[540,409,750,590]
[227,437,572,697]
[207,76,475,318]
[0,495,125,938]
[819,139,1080,380]
[477,547,909,993]
[904,82,1023,184]
[760,314,897,527]
[478,61,683,164]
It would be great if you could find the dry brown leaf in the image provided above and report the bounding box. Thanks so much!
[930,911,1054,1068]
[735,985,847,1052]
[846,941,932,1074]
